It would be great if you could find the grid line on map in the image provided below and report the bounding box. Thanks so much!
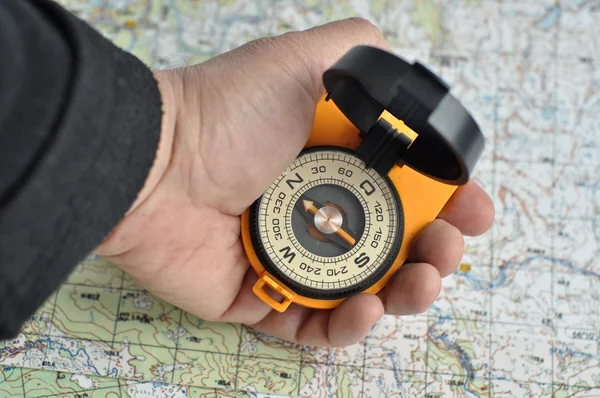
[20,367,26,398]
[550,8,560,395]
[117,379,124,397]
[296,344,304,396]
[233,323,243,390]
[43,307,600,337]
[422,7,445,395]
[360,334,368,396]
[487,79,495,398]
[25,374,147,398]
[40,287,61,369]
[61,281,148,292]
[149,8,161,68]
[106,269,126,377]
[487,4,503,391]
[41,384,123,398]
[170,310,185,386]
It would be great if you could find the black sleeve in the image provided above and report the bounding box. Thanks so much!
[0,0,163,339]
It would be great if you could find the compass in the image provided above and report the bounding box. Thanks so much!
[241,46,485,312]
[249,147,403,300]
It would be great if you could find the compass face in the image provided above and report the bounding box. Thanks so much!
[250,147,404,300]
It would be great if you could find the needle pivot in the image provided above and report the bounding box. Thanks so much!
[314,206,343,235]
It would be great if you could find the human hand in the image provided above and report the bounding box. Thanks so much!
[96,18,494,347]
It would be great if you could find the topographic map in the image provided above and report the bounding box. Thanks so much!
[1,0,599,397]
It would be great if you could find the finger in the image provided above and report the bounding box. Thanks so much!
[407,219,464,278]
[307,294,383,347]
[215,270,273,325]
[250,294,384,347]
[185,18,391,214]
[378,262,441,315]
[438,180,495,236]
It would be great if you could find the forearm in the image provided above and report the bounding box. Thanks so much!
[0,0,164,339]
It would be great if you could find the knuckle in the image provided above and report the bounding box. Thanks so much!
[238,35,278,55]
[344,17,385,42]
[346,16,378,32]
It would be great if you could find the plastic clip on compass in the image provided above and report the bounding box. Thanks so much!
[241,45,485,312]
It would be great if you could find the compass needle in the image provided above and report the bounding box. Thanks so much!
[303,199,356,246]
[336,228,356,246]
[302,200,318,215]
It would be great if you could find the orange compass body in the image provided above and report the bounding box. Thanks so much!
[240,46,484,313]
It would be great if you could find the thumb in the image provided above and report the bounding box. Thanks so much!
[268,17,392,102]
[177,18,391,213]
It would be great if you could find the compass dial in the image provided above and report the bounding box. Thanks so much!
[250,147,404,300]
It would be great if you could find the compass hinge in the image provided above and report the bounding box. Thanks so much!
[356,118,412,175]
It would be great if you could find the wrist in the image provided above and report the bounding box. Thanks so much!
[127,69,179,213]
[95,69,180,255]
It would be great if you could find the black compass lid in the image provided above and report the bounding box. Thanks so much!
[322,45,485,185]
